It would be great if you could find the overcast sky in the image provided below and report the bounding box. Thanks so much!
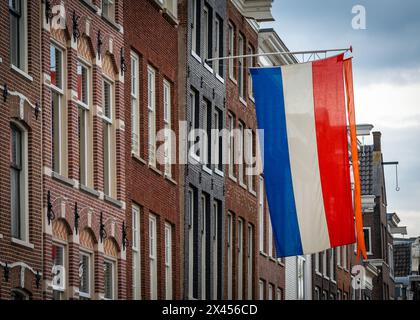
[264,0,420,237]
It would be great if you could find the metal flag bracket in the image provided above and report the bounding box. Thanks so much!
[383,161,400,192]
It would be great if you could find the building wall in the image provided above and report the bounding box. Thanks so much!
[181,0,227,300]
[285,255,312,300]
[41,0,127,300]
[224,0,259,300]
[0,0,43,300]
[124,0,180,300]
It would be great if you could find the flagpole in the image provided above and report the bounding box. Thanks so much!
[205,46,352,63]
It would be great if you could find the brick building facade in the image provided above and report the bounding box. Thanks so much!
[0,0,43,300]
[123,0,180,300]
[41,0,127,300]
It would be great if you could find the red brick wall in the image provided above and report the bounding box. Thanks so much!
[0,0,43,300]
[124,0,181,300]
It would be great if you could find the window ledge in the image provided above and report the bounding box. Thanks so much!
[204,63,214,74]
[315,271,323,277]
[249,95,255,103]
[189,153,201,164]
[202,166,213,175]
[191,51,202,64]
[132,153,147,165]
[163,8,179,26]
[249,189,257,197]
[239,97,247,107]
[101,14,121,32]
[269,256,277,263]
[11,65,33,82]
[229,174,237,183]
[215,74,225,84]
[104,195,123,208]
[229,75,237,85]
[214,168,224,177]
[149,164,163,177]
[52,172,75,188]
[259,251,268,258]
[80,184,100,198]
[11,238,35,250]
[239,182,248,190]
[80,0,99,13]
[165,175,177,186]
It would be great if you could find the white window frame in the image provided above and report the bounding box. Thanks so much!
[322,250,327,277]
[163,80,172,177]
[238,121,244,185]
[212,201,218,300]
[10,122,29,242]
[258,176,265,253]
[147,66,156,166]
[227,212,233,299]
[214,15,222,76]
[131,52,140,157]
[203,5,210,64]
[315,252,320,274]
[246,130,255,192]
[10,0,28,72]
[191,0,200,57]
[268,284,273,300]
[297,256,306,300]
[149,214,158,300]
[329,249,335,280]
[268,214,273,258]
[102,0,115,21]
[228,113,235,178]
[228,22,235,80]
[103,258,117,300]
[248,45,254,99]
[200,194,207,299]
[259,280,264,300]
[237,218,244,300]
[132,204,141,300]
[238,33,245,98]
[336,246,341,267]
[247,224,253,300]
[343,245,348,270]
[79,251,93,299]
[102,77,113,196]
[165,223,173,300]
[188,189,195,299]
[276,288,282,300]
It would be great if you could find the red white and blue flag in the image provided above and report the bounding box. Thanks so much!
[250,54,361,257]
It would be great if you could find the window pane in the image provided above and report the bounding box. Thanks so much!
[51,91,61,173]
[80,254,90,295]
[104,260,114,299]
[77,63,89,105]
[51,46,62,89]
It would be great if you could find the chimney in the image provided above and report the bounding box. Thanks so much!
[373,131,382,152]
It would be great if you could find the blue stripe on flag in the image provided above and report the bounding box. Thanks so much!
[250,67,303,257]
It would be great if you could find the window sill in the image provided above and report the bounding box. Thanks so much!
[204,63,214,74]
[132,153,147,165]
[52,172,76,188]
[80,184,100,198]
[229,75,237,85]
[101,14,121,32]
[249,95,255,103]
[11,238,35,250]
[249,189,257,197]
[315,271,323,277]
[239,182,248,190]
[11,65,33,82]
[165,175,177,186]
[162,8,179,26]
[149,164,163,177]
[191,51,202,64]
[189,153,201,164]
[202,165,213,175]
[239,97,247,107]
[80,0,99,13]
[259,251,268,258]
[104,195,123,208]
[229,174,237,183]
[215,74,225,84]
[269,256,277,263]
[214,168,224,177]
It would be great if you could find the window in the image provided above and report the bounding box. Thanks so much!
[77,62,90,187]
[163,80,172,177]
[52,244,66,300]
[268,214,273,258]
[364,227,372,254]
[165,223,173,299]
[191,0,200,56]
[228,113,235,178]
[10,0,27,71]
[258,176,265,252]
[149,215,158,300]
[237,218,244,300]
[388,244,394,277]
[79,252,92,299]
[337,289,342,301]
[131,52,140,156]
[132,205,141,300]
[203,99,212,168]
[336,246,341,267]
[246,130,255,192]
[342,245,348,269]
[213,108,223,172]
[259,280,264,300]
[322,250,327,277]
[212,201,219,300]
[10,123,27,241]
[314,287,320,300]
[268,284,273,300]
[248,45,254,98]
[51,44,65,174]
[190,88,200,161]
[228,23,235,79]
[203,4,212,65]
[214,15,223,76]
[322,290,327,300]
[329,249,335,280]
[227,213,233,299]
[315,252,320,273]
[102,79,113,196]
[102,0,115,21]
[238,122,244,184]
[297,256,306,300]
[276,288,282,300]
[147,66,156,166]
[104,259,116,300]
[238,34,245,98]
[247,224,253,299]
[187,189,195,299]
[200,194,207,299]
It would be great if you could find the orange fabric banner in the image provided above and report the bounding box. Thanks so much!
[344,58,368,260]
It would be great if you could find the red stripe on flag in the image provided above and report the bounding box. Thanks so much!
[312,55,356,247]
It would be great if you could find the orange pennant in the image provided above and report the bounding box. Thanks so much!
[344,58,368,260]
